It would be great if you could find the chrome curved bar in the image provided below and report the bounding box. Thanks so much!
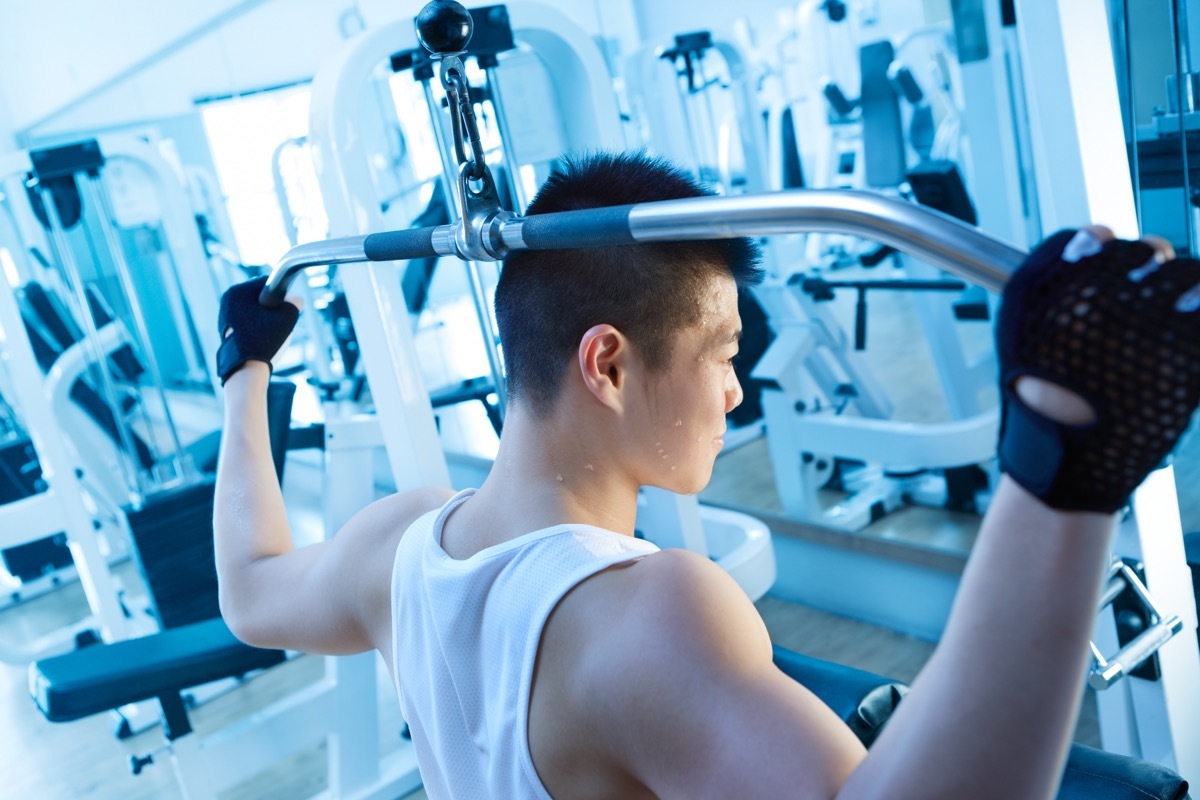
[264,190,1026,305]
[262,235,371,305]
[623,190,1023,293]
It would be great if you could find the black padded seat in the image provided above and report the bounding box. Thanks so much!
[1061,744,1190,800]
[30,617,284,723]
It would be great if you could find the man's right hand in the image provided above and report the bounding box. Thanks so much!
[216,276,300,386]
[996,227,1200,513]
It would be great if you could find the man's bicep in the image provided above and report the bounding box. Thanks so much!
[614,644,865,798]
[225,488,450,655]
[228,539,374,653]
[597,554,866,798]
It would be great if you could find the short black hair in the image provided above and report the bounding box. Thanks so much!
[495,151,764,415]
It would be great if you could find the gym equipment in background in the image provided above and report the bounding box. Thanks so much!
[0,137,230,666]
[627,24,1000,530]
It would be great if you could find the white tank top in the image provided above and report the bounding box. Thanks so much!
[390,489,659,800]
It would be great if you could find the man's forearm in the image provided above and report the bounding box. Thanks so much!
[213,364,295,624]
[839,477,1116,799]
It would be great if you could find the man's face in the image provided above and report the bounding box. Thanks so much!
[634,273,743,494]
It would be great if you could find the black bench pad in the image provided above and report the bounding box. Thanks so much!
[30,617,285,722]
[1062,744,1190,800]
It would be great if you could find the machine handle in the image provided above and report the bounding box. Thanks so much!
[1089,615,1185,691]
[516,205,637,249]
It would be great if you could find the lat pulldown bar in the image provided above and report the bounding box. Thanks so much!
[261,188,1024,305]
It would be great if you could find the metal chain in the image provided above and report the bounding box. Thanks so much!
[440,58,488,181]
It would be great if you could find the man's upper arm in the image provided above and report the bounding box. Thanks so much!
[586,551,866,799]
[223,487,453,656]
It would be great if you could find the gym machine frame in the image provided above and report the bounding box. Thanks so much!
[0,134,225,660]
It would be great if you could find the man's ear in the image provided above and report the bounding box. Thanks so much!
[578,324,631,411]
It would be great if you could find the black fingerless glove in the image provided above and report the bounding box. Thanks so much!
[216,277,299,386]
[996,229,1200,513]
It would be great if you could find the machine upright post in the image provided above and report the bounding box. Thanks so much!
[1016,0,1200,781]
[85,175,192,485]
[484,66,529,211]
[35,179,144,503]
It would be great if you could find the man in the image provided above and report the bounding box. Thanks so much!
[214,152,1200,798]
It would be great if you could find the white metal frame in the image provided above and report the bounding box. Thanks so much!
[0,264,133,662]
[1016,0,1200,783]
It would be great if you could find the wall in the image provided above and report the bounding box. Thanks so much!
[0,0,638,144]
[632,0,929,55]
[0,0,254,136]
[0,87,15,153]
[6,0,390,141]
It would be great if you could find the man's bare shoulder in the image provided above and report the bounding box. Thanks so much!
[339,485,457,548]
[581,548,772,664]
[533,549,765,794]
[546,547,772,695]
[537,549,858,798]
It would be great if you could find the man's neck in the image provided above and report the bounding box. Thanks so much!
[465,402,641,541]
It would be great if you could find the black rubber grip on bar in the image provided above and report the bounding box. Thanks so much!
[519,205,636,250]
[363,227,439,261]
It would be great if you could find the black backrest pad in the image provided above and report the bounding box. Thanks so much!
[772,644,906,748]
[859,40,905,188]
[266,380,296,485]
[127,380,295,629]
[126,479,221,629]
[1060,743,1190,800]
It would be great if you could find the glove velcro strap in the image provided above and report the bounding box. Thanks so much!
[216,336,272,386]
[998,387,1127,514]
[998,391,1064,497]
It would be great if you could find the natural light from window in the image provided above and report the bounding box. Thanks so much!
[199,85,322,269]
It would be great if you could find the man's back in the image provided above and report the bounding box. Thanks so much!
[393,489,663,798]
[436,483,866,799]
